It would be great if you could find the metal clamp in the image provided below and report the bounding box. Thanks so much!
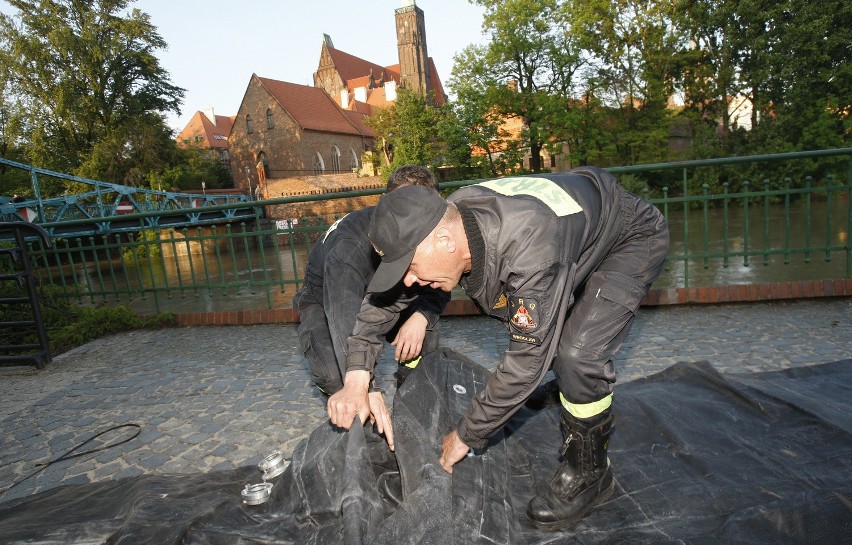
[258,450,290,481]
[241,482,273,505]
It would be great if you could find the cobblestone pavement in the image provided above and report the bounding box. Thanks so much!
[1,298,850,502]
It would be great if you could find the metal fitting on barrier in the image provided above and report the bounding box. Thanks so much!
[258,450,290,481]
[241,450,291,506]
[241,482,274,505]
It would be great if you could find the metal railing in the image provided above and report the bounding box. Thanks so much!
[11,148,852,314]
[0,222,52,368]
[0,156,256,237]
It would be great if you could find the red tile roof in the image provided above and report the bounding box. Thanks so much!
[256,75,373,137]
[176,111,234,148]
[334,57,445,110]
[327,47,400,91]
[427,57,446,106]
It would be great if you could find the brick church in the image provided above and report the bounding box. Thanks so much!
[222,0,446,210]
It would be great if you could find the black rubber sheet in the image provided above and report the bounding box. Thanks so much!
[1,349,850,544]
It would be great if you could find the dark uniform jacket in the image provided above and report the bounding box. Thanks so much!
[348,167,659,448]
[452,167,650,448]
[296,206,449,368]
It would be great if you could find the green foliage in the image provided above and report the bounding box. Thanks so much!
[0,0,184,174]
[0,284,175,357]
[440,0,850,174]
[366,88,453,173]
[121,229,161,263]
[159,146,233,191]
[47,304,176,355]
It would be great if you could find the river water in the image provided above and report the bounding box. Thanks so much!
[65,197,849,315]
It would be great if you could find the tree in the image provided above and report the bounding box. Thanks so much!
[366,88,447,174]
[675,0,851,156]
[0,0,184,176]
[565,0,685,164]
[456,0,586,173]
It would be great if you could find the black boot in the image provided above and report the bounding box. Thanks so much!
[526,409,615,530]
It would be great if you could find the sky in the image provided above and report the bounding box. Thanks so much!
[1,0,488,133]
[59,0,489,134]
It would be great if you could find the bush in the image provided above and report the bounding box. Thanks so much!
[1,284,176,358]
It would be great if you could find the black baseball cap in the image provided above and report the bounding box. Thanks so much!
[367,185,448,293]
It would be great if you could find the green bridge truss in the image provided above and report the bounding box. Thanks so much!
[0,157,260,238]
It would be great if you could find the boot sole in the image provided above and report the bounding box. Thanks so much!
[526,477,616,532]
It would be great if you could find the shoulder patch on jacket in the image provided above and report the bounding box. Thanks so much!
[492,293,507,310]
[478,177,582,216]
[509,296,540,334]
[322,213,349,243]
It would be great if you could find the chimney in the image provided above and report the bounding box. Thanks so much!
[340,89,349,109]
[202,107,216,124]
[385,80,397,102]
[354,86,367,103]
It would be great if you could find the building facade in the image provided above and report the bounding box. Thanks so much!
[176,108,234,167]
[227,0,446,200]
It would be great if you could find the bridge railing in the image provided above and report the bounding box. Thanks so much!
[10,148,852,315]
[0,156,256,236]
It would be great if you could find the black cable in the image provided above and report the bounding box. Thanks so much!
[0,423,141,500]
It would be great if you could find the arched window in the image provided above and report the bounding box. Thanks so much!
[246,114,253,134]
[349,149,360,171]
[258,152,270,179]
[266,108,274,129]
[331,146,341,173]
[314,152,325,174]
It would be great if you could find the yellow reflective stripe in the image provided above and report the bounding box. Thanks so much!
[402,355,422,369]
[560,392,613,419]
[478,177,582,217]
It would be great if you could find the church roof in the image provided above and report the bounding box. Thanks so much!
[255,75,374,138]
[326,47,401,91]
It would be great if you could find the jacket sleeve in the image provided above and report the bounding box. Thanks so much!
[321,240,375,367]
[345,285,421,374]
[410,287,451,328]
[456,262,577,449]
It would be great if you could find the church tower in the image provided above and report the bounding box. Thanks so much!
[395,0,433,100]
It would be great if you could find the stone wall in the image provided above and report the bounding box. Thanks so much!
[262,172,384,220]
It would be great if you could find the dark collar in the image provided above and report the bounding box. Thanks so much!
[458,204,485,294]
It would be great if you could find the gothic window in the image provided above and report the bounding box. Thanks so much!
[314,152,325,174]
[258,152,270,179]
[550,155,556,168]
[246,114,253,134]
[266,108,274,129]
[331,146,341,173]
[349,149,360,171]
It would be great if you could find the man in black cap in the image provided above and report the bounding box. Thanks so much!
[295,165,449,449]
[328,167,668,530]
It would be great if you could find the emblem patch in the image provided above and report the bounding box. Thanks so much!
[492,293,507,310]
[509,296,539,334]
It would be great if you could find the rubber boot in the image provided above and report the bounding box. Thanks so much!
[526,408,615,530]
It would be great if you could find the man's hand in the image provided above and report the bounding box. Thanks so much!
[327,370,395,451]
[327,370,371,430]
[367,391,395,451]
[391,311,428,362]
[439,429,470,473]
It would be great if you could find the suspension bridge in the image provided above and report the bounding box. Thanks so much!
[0,157,261,238]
